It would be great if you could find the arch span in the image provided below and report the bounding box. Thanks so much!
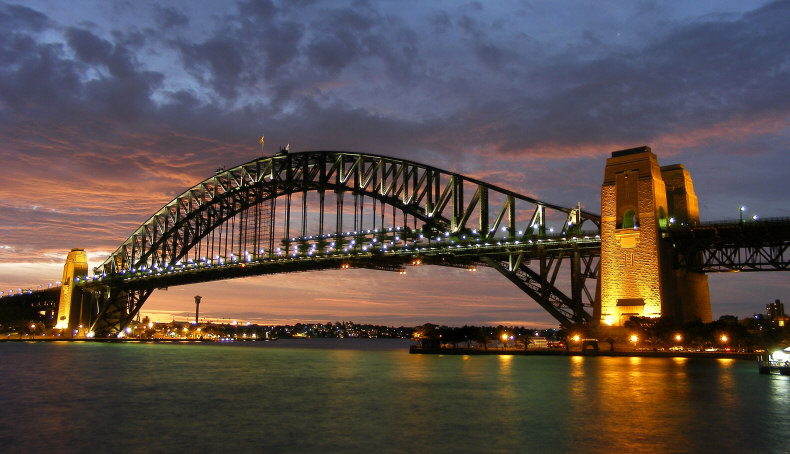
[86,151,601,335]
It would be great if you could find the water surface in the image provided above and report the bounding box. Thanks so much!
[0,339,786,453]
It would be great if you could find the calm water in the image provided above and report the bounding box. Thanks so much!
[0,339,787,453]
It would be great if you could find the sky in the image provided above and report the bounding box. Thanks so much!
[1,0,788,328]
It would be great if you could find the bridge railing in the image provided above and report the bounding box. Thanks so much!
[665,216,790,230]
[68,227,601,287]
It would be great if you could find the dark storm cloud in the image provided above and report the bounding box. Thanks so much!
[0,39,83,116]
[306,29,361,72]
[1,2,784,139]
[0,3,47,31]
[458,0,790,155]
[180,37,245,98]
[0,13,163,125]
[1,0,787,180]
[431,11,452,34]
[66,27,113,64]
[153,4,188,29]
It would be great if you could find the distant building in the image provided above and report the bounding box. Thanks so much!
[528,337,548,349]
[767,299,789,327]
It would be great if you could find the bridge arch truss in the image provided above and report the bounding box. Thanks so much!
[86,151,600,334]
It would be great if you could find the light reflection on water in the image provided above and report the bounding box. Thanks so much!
[0,340,787,454]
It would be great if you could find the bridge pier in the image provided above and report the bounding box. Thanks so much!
[54,248,89,336]
[597,147,711,327]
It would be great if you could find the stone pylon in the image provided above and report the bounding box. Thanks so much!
[596,147,711,326]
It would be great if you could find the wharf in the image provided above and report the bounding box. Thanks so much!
[758,360,790,374]
[409,345,759,360]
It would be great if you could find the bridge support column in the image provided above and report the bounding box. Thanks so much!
[597,147,711,327]
[55,248,89,336]
[570,248,584,322]
[90,287,154,337]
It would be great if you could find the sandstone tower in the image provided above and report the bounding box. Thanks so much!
[597,147,712,326]
[55,248,88,333]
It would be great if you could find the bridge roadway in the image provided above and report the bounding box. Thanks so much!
[2,228,603,329]
[669,217,790,272]
[13,216,785,296]
[82,228,602,327]
[82,229,602,287]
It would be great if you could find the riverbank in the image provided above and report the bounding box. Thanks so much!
[409,345,760,360]
[0,337,270,343]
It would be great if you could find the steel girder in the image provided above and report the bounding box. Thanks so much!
[87,286,154,335]
[0,287,60,324]
[480,247,598,326]
[669,218,790,272]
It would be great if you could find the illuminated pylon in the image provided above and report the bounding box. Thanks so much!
[597,147,710,327]
[56,249,88,333]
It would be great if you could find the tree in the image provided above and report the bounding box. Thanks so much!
[605,337,616,351]
[520,335,533,351]
[415,323,440,349]
[473,327,491,351]
[459,325,475,348]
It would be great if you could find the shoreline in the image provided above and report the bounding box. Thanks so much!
[409,345,760,360]
[0,338,764,360]
[0,337,270,343]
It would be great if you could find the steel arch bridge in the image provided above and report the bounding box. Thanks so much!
[56,151,605,335]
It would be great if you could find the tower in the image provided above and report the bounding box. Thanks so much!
[597,147,711,326]
[55,248,89,333]
[194,295,202,324]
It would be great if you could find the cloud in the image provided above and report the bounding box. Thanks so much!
[66,27,113,64]
[152,4,189,30]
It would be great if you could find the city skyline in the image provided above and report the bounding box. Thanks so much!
[1,0,789,327]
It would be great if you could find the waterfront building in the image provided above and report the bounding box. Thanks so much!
[767,299,788,327]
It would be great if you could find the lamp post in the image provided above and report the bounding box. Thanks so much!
[739,206,746,223]
[572,334,581,351]
[630,334,638,351]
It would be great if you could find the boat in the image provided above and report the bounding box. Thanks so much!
[758,347,790,375]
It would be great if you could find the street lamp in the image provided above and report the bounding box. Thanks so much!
[630,334,638,350]
[739,206,746,223]
[501,333,508,349]
[675,334,682,342]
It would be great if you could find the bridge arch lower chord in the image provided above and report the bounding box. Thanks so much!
[85,151,601,335]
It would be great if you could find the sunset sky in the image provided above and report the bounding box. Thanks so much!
[1,0,788,327]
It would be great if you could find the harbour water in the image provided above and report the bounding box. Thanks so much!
[1,339,787,453]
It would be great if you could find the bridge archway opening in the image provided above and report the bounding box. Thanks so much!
[621,209,636,230]
[137,265,568,328]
